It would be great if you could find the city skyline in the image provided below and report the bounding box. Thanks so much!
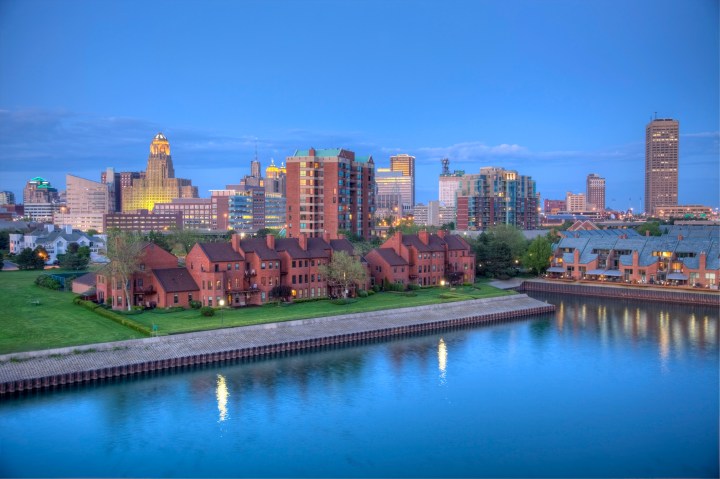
[0,0,718,213]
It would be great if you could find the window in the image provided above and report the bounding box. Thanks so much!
[173,294,178,304]
[188,293,193,302]
[261,262,266,269]
[292,260,296,268]
[235,263,240,270]
[261,277,266,286]
[227,263,232,271]
[216,280,221,290]
[292,275,296,284]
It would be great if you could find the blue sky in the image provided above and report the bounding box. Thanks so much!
[1,0,718,213]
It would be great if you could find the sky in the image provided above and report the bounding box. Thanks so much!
[0,0,718,213]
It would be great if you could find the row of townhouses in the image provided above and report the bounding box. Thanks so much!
[9,225,107,264]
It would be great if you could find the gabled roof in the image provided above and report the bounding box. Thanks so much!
[153,268,199,293]
[238,238,281,260]
[73,271,97,286]
[275,238,310,259]
[329,238,354,255]
[401,234,431,252]
[444,234,469,251]
[373,248,408,266]
[197,242,244,262]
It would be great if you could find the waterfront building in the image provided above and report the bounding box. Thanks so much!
[565,192,587,212]
[54,174,113,233]
[96,243,184,309]
[547,226,719,287]
[285,148,375,240]
[645,118,679,215]
[103,209,183,233]
[390,153,415,208]
[455,167,539,230]
[365,230,475,288]
[121,133,198,212]
[9,224,107,264]
[0,191,16,205]
[186,242,246,307]
[586,173,606,213]
[101,169,144,212]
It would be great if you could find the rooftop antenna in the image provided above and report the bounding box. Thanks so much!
[254,137,258,162]
[654,111,657,120]
[441,158,450,175]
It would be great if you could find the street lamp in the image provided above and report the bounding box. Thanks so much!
[218,299,225,326]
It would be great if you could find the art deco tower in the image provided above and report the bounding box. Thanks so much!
[645,118,679,215]
[122,133,198,212]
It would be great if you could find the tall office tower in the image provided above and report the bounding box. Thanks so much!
[390,154,415,207]
[122,133,198,212]
[23,177,59,204]
[0,191,16,205]
[54,174,112,232]
[586,173,606,212]
[265,159,287,195]
[375,168,413,217]
[645,118,679,215]
[250,160,261,179]
[565,192,587,212]
[455,167,538,230]
[285,148,375,240]
[439,158,464,208]
[228,187,266,232]
[101,169,144,212]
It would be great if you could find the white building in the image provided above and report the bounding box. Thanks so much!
[9,224,107,264]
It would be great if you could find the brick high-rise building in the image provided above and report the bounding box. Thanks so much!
[121,133,198,212]
[286,148,375,240]
[645,118,679,215]
[586,173,606,212]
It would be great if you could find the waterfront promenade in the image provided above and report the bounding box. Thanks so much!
[0,294,554,394]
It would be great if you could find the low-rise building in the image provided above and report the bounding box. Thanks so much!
[9,224,107,264]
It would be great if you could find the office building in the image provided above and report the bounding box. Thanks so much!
[101,169,144,212]
[544,199,566,214]
[390,154,415,207]
[153,198,215,230]
[414,201,440,227]
[375,168,413,217]
[0,191,16,205]
[122,133,198,212]
[645,118,679,215]
[565,192,587,212]
[285,148,375,240]
[264,159,287,195]
[586,173,606,212]
[438,158,464,208]
[54,174,113,232]
[103,209,183,233]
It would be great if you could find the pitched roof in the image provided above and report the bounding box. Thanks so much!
[306,237,332,258]
[372,248,408,266]
[329,238,355,255]
[238,238,281,260]
[444,234,470,251]
[152,268,199,293]
[73,271,97,286]
[275,238,310,259]
[198,242,244,262]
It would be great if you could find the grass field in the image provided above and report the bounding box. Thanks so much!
[0,269,145,355]
[0,268,513,354]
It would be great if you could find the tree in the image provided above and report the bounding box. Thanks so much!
[270,284,293,302]
[523,236,553,276]
[0,251,4,271]
[167,228,202,257]
[255,227,281,238]
[16,247,47,270]
[484,224,528,261]
[485,241,514,278]
[86,229,99,237]
[318,251,367,299]
[106,230,145,311]
[0,231,9,251]
[635,221,661,237]
[144,230,172,251]
[57,243,90,270]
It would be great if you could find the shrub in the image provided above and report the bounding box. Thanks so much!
[357,289,368,298]
[330,298,357,305]
[367,289,375,295]
[72,298,152,336]
[34,274,62,290]
[189,300,202,309]
[372,284,381,293]
[407,283,420,291]
[200,306,215,317]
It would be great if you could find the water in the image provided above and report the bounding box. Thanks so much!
[0,293,717,478]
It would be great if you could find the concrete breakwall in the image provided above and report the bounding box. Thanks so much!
[0,295,554,395]
[520,280,720,306]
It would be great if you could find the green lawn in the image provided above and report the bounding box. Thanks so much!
[0,268,513,354]
[133,284,514,335]
[0,269,145,355]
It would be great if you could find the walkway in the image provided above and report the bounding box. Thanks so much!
[0,294,553,393]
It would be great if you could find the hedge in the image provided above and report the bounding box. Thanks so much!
[73,297,152,336]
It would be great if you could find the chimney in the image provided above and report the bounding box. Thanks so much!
[266,234,275,250]
[323,231,331,243]
[437,229,446,239]
[299,233,307,251]
[677,234,683,241]
[308,147,316,156]
[64,225,73,234]
[419,230,430,245]
[646,230,650,237]
[231,233,241,252]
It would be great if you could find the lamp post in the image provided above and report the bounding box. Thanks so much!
[219,299,225,327]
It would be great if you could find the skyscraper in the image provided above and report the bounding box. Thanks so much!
[54,174,112,232]
[390,154,415,207]
[375,168,413,217]
[122,133,198,212]
[645,118,679,215]
[285,148,375,240]
[586,173,606,212]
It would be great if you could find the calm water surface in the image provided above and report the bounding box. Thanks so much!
[0,293,717,478]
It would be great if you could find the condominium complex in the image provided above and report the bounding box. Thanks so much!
[645,118,679,215]
[285,148,375,240]
[54,174,113,232]
[121,133,198,212]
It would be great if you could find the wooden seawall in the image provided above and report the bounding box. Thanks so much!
[0,294,554,395]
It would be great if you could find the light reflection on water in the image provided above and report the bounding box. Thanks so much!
[0,293,717,478]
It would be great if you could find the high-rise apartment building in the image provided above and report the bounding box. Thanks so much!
[23,177,59,204]
[455,167,538,230]
[0,191,16,205]
[586,173,606,212]
[645,118,679,215]
[54,174,113,232]
[285,148,375,240]
[390,154,415,207]
[122,133,198,212]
